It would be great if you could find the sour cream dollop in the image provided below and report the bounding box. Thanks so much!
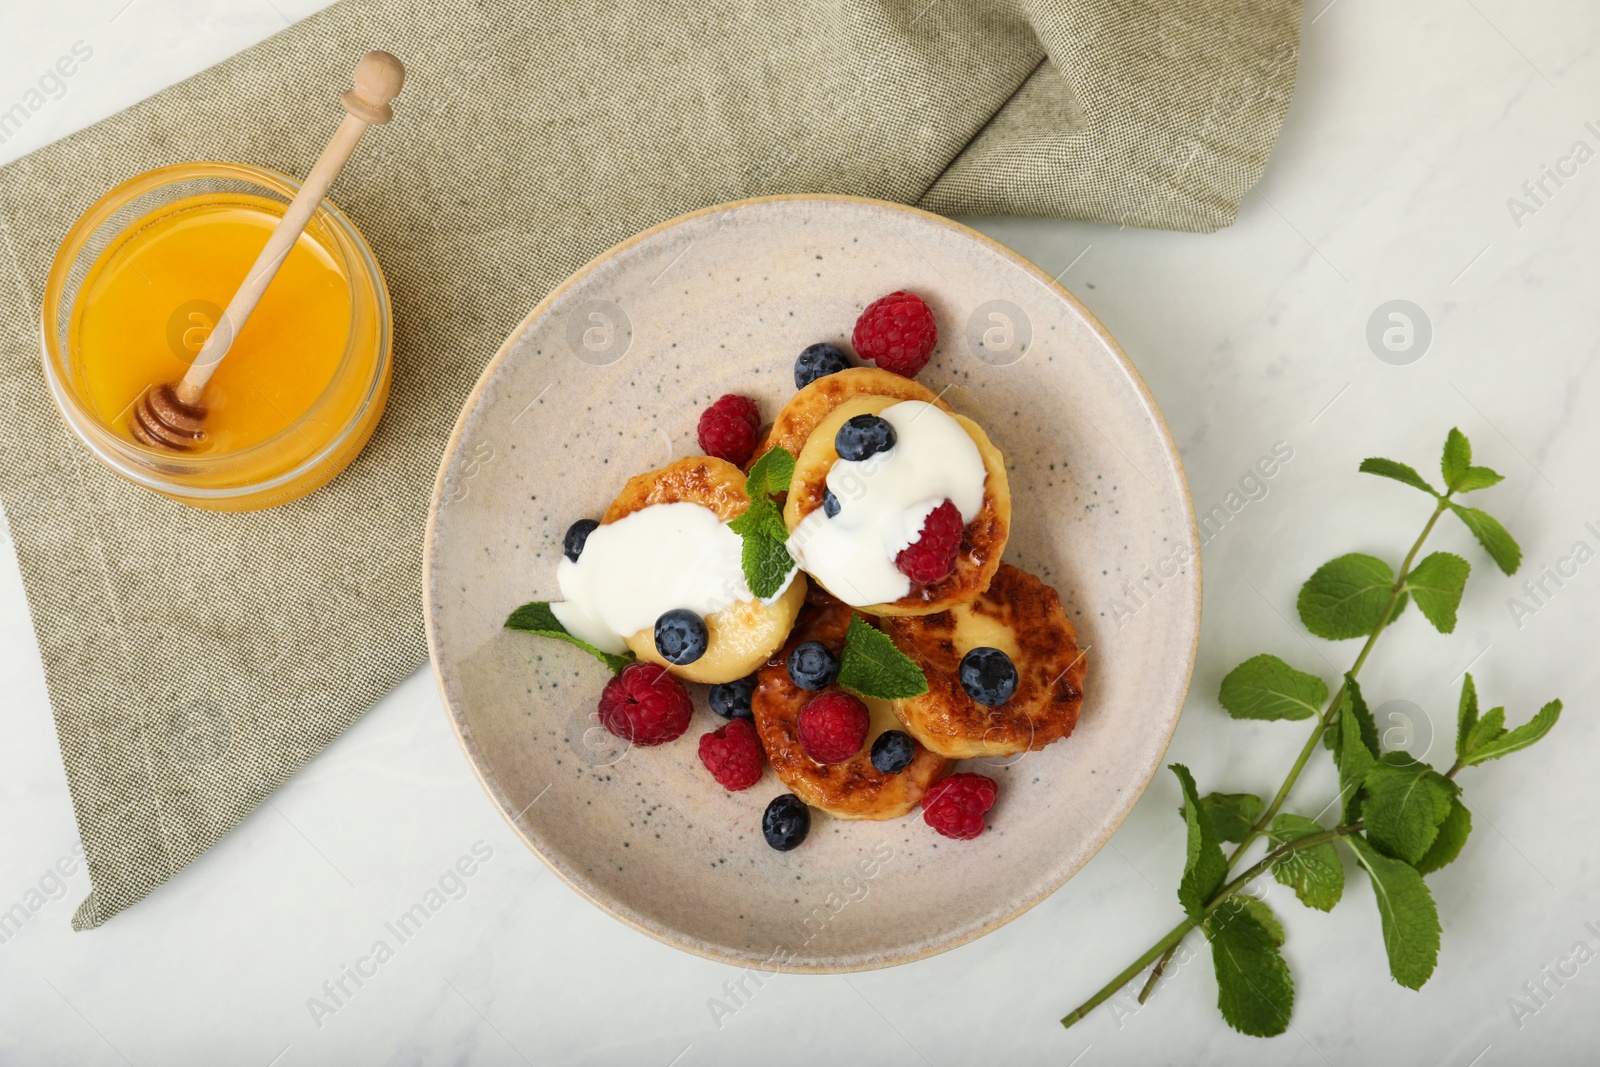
[788,400,986,606]
[550,502,792,653]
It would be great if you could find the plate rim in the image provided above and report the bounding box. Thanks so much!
[422,193,1202,972]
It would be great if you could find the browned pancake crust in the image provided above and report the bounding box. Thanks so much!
[751,593,948,819]
[603,455,750,523]
[753,367,952,466]
[885,564,1086,759]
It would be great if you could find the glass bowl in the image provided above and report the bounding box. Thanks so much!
[40,161,392,511]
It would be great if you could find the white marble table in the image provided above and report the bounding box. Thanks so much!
[3,2,1597,1064]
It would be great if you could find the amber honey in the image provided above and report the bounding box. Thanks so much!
[43,163,391,510]
[74,194,354,453]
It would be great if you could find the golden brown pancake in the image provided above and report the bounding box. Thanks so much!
[885,563,1086,759]
[783,394,1010,616]
[751,592,948,819]
[602,456,806,684]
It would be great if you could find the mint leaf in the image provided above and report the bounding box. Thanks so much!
[1455,466,1503,492]
[732,449,801,599]
[1403,552,1470,634]
[1414,797,1472,875]
[1218,654,1327,721]
[1453,675,1560,767]
[731,496,789,541]
[836,615,927,699]
[1360,457,1437,496]
[505,601,633,674]
[1467,706,1506,752]
[745,446,796,500]
[1362,753,1456,865]
[1205,897,1294,1037]
[743,528,797,598]
[1449,503,1521,575]
[1267,814,1344,911]
[1198,792,1264,843]
[729,498,797,599]
[1324,671,1380,756]
[1346,835,1441,989]
[1173,764,1227,921]
[1460,699,1561,767]
[1441,428,1472,492]
[1331,676,1378,822]
[1298,554,1399,639]
[1454,673,1481,763]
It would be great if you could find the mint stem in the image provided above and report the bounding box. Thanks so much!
[1131,496,1451,1006]
[1062,823,1361,1028]
[1242,498,1447,846]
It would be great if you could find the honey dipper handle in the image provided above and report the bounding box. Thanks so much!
[176,51,405,405]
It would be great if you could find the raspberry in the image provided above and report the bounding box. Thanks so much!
[597,663,693,746]
[895,500,963,584]
[796,691,870,764]
[697,394,761,467]
[922,772,997,840]
[852,291,938,378]
[698,717,765,791]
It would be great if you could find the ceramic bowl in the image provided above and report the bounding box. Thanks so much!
[424,196,1200,971]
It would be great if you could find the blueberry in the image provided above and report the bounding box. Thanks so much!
[654,609,709,665]
[786,641,839,690]
[563,518,599,562]
[870,730,916,774]
[709,674,758,720]
[834,414,896,462]
[794,343,850,389]
[763,793,811,851]
[822,488,841,518]
[959,646,1018,706]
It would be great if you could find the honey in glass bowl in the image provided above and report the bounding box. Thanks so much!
[42,162,392,511]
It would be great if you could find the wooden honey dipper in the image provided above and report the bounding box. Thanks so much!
[131,51,405,451]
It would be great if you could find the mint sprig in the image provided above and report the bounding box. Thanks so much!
[1061,428,1562,1035]
[1359,431,1520,573]
[505,601,633,674]
[836,614,928,700]
[730,447,799,600]
[1453,670,1561,767]
[728,500,794,599]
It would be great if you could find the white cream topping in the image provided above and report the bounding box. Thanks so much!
[551,502,790,653]
[788,400,986,606]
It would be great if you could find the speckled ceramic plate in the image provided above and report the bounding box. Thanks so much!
[424,196,1200,972]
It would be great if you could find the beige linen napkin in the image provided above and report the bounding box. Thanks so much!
[0,0,1301,929]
